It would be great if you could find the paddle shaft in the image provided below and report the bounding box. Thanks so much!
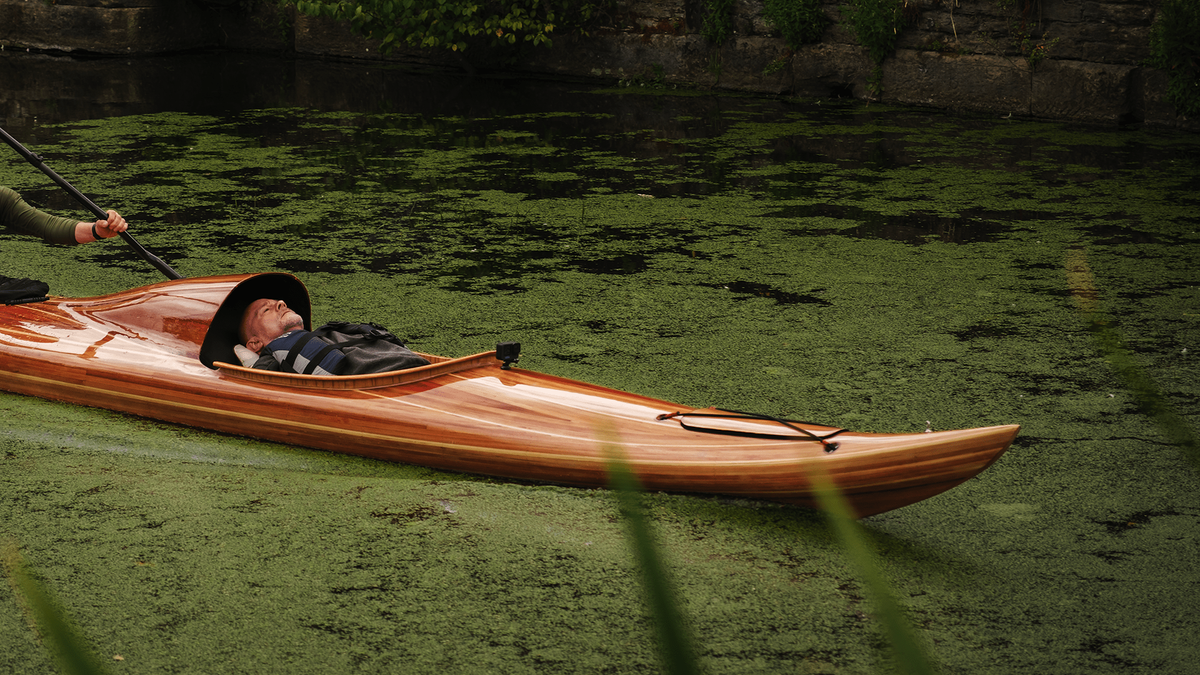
[0,126,183,281]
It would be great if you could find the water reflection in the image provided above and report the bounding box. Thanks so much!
[2,50,1198,290]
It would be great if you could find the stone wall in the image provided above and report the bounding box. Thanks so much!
[0,0,1193,129]
[0,0,222,54]
[511,0,1182,127]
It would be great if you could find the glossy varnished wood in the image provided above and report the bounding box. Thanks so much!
[0,275,1020,517]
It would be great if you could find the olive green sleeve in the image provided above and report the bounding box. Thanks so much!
[0,186,80,245]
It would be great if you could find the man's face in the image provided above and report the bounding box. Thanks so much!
[241,298,304,351]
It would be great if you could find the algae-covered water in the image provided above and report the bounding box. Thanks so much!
[2,54,1198,673]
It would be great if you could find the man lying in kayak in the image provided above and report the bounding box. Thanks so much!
[2,186,128,244]
[236,298,430,376]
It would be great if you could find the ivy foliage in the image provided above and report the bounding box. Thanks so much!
[838,0,910,96]
[286,0,606,52]
[700,0,735,45]
[1147,0,1200,118]
[761,0,828,50]
[841,0,908,65]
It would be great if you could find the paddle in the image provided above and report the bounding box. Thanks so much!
[1,126,183,281]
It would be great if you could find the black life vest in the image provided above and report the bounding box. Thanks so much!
[265,329,346,376]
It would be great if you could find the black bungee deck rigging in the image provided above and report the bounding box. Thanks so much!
[656,409,846,452]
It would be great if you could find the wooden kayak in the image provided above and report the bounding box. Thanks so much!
[0,273,1019,517]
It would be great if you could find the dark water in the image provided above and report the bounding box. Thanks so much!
[6,52,1196,292]
[2,50,1199,674]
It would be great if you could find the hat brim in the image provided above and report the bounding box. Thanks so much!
[199,273,311,369]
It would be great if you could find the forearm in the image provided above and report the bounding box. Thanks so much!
[1,187,80,245]
[73,220,104,244]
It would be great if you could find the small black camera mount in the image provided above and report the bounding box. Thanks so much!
[496,342,521,369]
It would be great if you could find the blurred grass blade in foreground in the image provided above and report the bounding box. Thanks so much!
[603,438,700,675]
[2,542,108,675]
[1067,246,1199,471]
[601,423,938,675]
[811,471,938,675]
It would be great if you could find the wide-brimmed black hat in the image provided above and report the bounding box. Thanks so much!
[199,273,311,369]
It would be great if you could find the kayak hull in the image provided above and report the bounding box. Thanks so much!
[0,274,1019,517]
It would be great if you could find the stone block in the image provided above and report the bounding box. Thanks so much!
[882,50,1032,114]
[1041,0,1086,22]
[0,0,218,54]
[712,36,794,93]
[1031,58,1134,122]
[1080,1,1156,26]
[1052,24,1152,64]
[293,13,385,61]
[620,0,688,31]
[790,43,873,98]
